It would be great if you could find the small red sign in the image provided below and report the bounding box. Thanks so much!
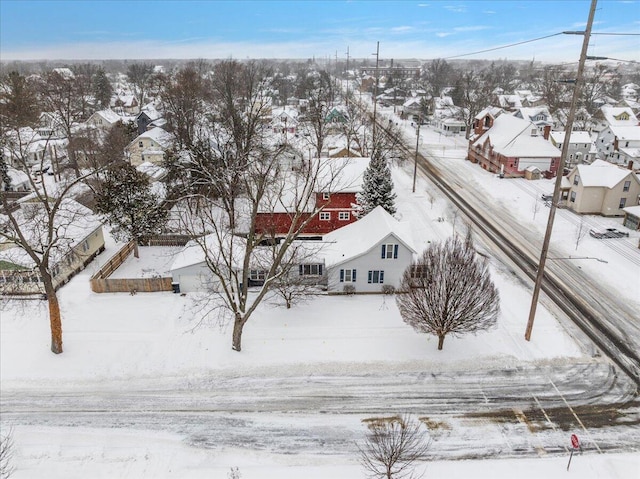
[571,434,580,449]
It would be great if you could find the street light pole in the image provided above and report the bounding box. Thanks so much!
[525,0,598,341]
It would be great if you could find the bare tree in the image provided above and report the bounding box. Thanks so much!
[1,77,101,353]
[575,216,588,250]
[163,60,349,352]
[299,70,336,158]
[127,63,155,112]
[422,59,454,98]
[38,68,94,177]
[358,415,430,479]
[396,235,500,350]
[532,196,541,220]
[270,260,324,309]
[0,427,15,478]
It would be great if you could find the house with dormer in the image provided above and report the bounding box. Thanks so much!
[514,107,554,135]
[470,107,504,139]
[467,114,561,178]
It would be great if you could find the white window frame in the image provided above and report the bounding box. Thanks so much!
[319,212,331,221]
[338,211,350,221]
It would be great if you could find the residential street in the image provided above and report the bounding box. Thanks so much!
[2,358,639,460]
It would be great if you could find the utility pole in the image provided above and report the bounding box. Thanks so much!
[413,122,420,193]
[345,46,350,97]
[525,0,598,341]
[372,41,380,142]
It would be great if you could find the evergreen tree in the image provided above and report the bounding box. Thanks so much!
[95,162,167,258]
[0,151,11,191]
[92,68,113,109]
[355,153,397,218]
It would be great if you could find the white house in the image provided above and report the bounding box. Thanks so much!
[0,199,105,294]
[548,130,595,168]
[321,206,417,293]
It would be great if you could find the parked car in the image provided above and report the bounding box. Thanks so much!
[589,228,629,239]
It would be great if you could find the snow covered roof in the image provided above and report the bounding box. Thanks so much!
[136,161,167,181]
[472,114,561,158]
[623,205,640,217]
[321,206,416,268]
[600,106,638,126]
[574,160,637,188]
[515,107,552,124]
[474,107,503,121]
[89,109,122,125]
[607,125,640,142]
[549,131,593,145]
[0,198,102,269]
[136,128,173,149]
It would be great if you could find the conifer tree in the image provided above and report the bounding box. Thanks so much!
[355,152,397,217]
[92,68,113,109]
[95,162,167,257]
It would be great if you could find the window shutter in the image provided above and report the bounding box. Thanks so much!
[380,271,385,283]
[352,269,357,282]
[340,269,344,282]
[381,244,386,259]
[393,244,399,259]
[368,271,372,283]
[299,264,303,276]
[319,264,323,275]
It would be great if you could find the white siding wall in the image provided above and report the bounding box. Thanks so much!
[327,234,414,293]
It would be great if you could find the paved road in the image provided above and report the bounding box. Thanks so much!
[2,359,638,459]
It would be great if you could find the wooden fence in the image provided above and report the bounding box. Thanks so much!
[140,234,193,247]
[90,241,173,293]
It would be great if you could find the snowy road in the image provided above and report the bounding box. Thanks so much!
[3,359,639,460]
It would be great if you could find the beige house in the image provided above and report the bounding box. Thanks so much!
[85,109,123,130]
[125,127,173,166]
[0,199,106,294]
[564,160,640,216]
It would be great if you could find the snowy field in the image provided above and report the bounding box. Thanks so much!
[1,117,639,477]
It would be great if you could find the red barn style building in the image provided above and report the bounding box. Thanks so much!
[255,157,370,238]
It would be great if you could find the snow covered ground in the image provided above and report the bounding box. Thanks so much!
[1,114,639,477]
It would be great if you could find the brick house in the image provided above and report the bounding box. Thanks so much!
[467,114,561,178]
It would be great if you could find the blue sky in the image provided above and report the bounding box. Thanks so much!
[1,0,638,62]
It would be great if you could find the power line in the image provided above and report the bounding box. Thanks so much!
[443,30,638,61]
[591,32,640,36]
[445,33,564,59]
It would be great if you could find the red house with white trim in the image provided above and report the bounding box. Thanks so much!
[255,157,369,238]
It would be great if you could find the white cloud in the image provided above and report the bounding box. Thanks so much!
[436,32,453,38]
[443,5,467,13]
[391,26,414,33]
[454,25,490,32]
